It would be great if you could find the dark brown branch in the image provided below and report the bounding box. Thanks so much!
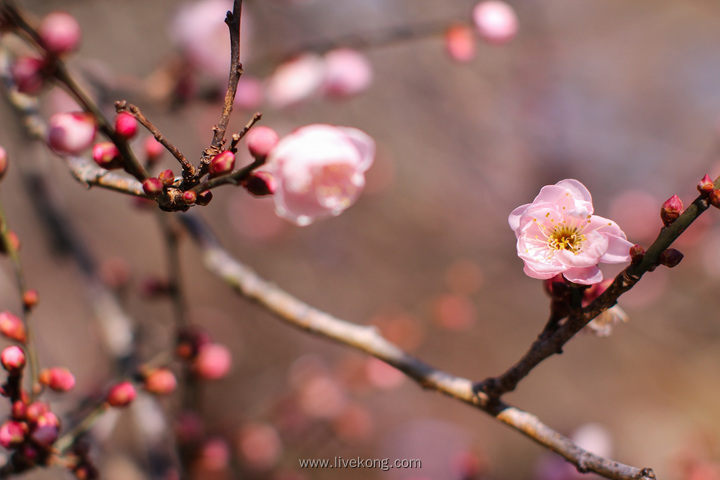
[478,185,715,399]
[179,214,655,480]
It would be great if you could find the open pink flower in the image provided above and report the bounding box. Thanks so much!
[265,124,375,226]
[509,179,632,284]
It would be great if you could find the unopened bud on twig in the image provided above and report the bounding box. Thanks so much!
[142,177,164,197]
[698,174,714,196]
[242,171,276,197]
[182,190,197,205]
[0,420,27,449]
[246,126,279,159]
[47,112,96,154]
[196,190,213,206]
[11,57,45,94]
[1,346,26,374]
[25,402,48,423]
[39,367,76,392]
[0,312,26,343]
[114,112,137,139]
[92,142,122,170]
[38,12,81,55]
[209,151,235,177]
[106,381,136,407]
[659,248,683,268]
[143,368,177,395]
[629,244,645,265]
[30,411,59,446]
[158,169,175,187]
[660,195,683,227]
[192,343,232,380]
[22,290,38,311]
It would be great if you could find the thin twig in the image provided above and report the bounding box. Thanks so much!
[179,214,656,480]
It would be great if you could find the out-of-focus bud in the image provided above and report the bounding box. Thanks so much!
[114,112,138,140]
[629,244,645,265]
[209,151,235,177]
[11,401,26,420]
[322,48,373,98]
[139,276,171,298]
[143,137,165,164]
[25,402,48,423]
[176,325,213,359]
[266,54,325,109]
[22,290,39,311]
[92,142,122,170]
[242,171,276,197]
[0,420,27,449]
[182,190,197,205]
[47,112,96,154]
[246,126,279,159]
[444,24,477,63]
[30,411,59,446]
[196,190,213,206]
[158,169,175,187]
[38,367,76,392]
[710,189,720,209]
[698,174,714,196]
[192,343,232,380]
[472,1,518,44]
[0,146,7,181]
[143,368,177,395]
[660,195,683,227]
[142,177,164,197]
[73,463,99,480]
[106,381,136,407]
[11,56,45,94]
[1,346,26,374]
[234,76,264,111]
[659,248,683,268]
[38,12,81,55]
[0,312,26,343]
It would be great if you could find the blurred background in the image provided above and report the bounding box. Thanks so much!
[4,0,720,479]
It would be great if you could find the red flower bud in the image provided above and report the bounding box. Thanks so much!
[143,368,177,395]
[698,174,714,196]
[142,177,164,197]
[11,56,45,94]
[30,411,59,446]
[92,142,122,170]
[629,244,645,265]
[710,189,720,209]
[38,12,81,55]
[114,112,137,139]
[246,126,279,159]
[11,401,26,420]
[192,343,232,380]
[182,190,197,205]
[25,402,49,423]
[0,420,27,449]
[22,290,38,311]
[208,151,235,177]
[659,248,683,268]
[143,137,165,164]
[0,312,26,343]
[1,346,26,374]
[660,195,683,227]
[38,367,76,392]
[158,169,175,187]
[106,381,136,407]
[0,231,21,255]
[242,171,276,197]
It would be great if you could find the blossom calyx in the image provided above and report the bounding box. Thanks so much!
[509,179,633,285]
[660,195,683,227]
[698,174,714,196]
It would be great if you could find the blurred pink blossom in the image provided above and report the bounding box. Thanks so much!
[509,179,632,284]
[266,124,375,226]
[38,12,81,55]
[47,112,96,154]
[322,48,373,98]
[444,24,477,63]
[266,54,325,109]
[472,1,518,44]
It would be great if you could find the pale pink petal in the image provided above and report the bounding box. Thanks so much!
[600,234,633,263]
[562,266,603,285]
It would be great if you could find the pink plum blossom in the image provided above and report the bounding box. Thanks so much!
[266,54,325,109]
[472,1,518,44]
[38,12,81,55]
[508,179,632,285]
[322,48,373,98]
[265,124,375,226]
[47,112,96,154]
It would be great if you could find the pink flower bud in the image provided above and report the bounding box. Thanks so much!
[114,112,138,139]
[30,411,59,446]
[0,312,26,343]
[11,56,45,94]
[192,343,232,380]
[0,146,7,180]
[182,190,197,205]
[176,325,213,359]
[158,169,175,187]
[0,420,27,449]
[38,367,76,392]
[47,112,96,154]
[1,346,25,374]
[265,124,375,226]
[25,402,48,423]
[266,54,325,109]
[11,401,26,420]
[22,290,38,311]
[322,48,373,98]
[444,24,477,63]
[629,244,645,265]
[92,142,122,170]
[698,174,714,196]
[710,189,720,209]
[106,381,136,407]
[660,195,683,227]
[246,126,279,159]
[143,137,165,164]
[242,171,276,197]
[472,1,518,44]
[208,151,235,177]
[0,231,20,255]
[38,12,81,55]
[143,368,177,395]
[142,177,164,197]
[659,248,683,268]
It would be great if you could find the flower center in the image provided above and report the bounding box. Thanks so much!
[547,225,585,254]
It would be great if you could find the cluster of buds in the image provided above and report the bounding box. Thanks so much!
[698,174,720,210]
[444,1,518,63]
[176,326,232,381]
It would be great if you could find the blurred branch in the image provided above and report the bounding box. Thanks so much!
[478,185,714,399]
[179,213,656,480]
